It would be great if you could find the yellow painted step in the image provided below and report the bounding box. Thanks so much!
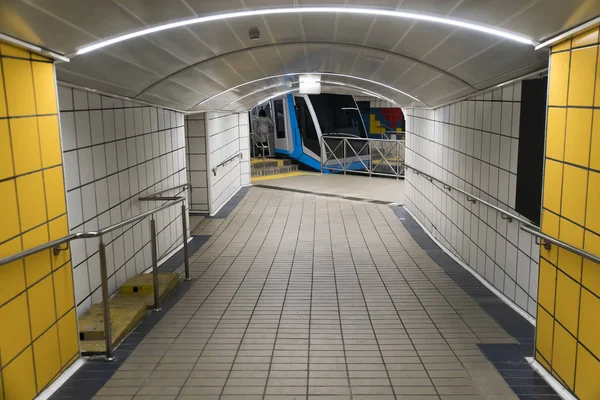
[120,272,180,307]
[79,272,180,354]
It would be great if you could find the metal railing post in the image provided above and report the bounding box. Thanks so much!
[396,141,400,180]
[150,217,161,312]
[368,140,372,177]
[98,239,115,362]
[181,204,191,281]
[343,138,347,175]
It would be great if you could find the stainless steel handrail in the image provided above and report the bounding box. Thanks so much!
[404,164,539,230]
[212,152,243,176]
[0,190,192,362]
[140,182,191,199]
[521,225,600,265]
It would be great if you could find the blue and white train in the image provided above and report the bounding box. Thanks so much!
[251,93,371,171]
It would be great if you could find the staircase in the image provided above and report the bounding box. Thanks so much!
[251,157,298,177]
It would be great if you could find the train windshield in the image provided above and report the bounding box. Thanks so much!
[308,94,367,138]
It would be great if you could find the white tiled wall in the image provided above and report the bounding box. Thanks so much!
[58,84,188,314]
[185,113,209,213]
[404,82,540,318]
[206,112,250,214]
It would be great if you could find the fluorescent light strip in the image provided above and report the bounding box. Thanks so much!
[226,80,397,109]
[195,72,422,109]
[76,7,536,55]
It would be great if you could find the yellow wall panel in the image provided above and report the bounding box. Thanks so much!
[552,322,577,388]
[578,288,600,357]
[538,259,557,313]
[575,344,600,400]
[1,348,36,400]
[564,108,592,166]
[561,165,588,226]
[38,116,62,168]
[568,46,597,107]
[0,42,77,398]
[541,211,560,264]
[585,171,600,232]
[583,230,600,295]
[0,120,13,180]
[48,216,69,270]
[0,63,6,118]
[552,39,571,53]
[536,306,554,363]
[32,325,61,390]
[9,117,41,176]
[57,310,79,365]
[548,51,571,106]
[31,62,57,115]
[53,263,74,318]
[22,224,50,285]
[0,238,25,306]
[27,275,56,340]
[543,160,563,214]
[558,219,584,281]
[2,58,35,117]
[572,28,599,48]
[591,111,600,171]
[0,181,20,243]
[0,43,29,58]
[0,293,31,365]
[546,108,566,161]
[44,166,66,220]
[16,172,46,232]
[554,271,581,335]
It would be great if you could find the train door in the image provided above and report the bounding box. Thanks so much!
[273,98,288,155]
[294,96,321,159]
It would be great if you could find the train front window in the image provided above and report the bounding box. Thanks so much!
[309,94,367,138]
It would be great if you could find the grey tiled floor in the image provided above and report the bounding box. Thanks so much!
[94,187,518,400]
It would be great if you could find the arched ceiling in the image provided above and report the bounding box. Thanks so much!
[1,0,598,111]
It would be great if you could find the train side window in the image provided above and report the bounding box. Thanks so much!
[295,97,318,140]
[274,100,285,138]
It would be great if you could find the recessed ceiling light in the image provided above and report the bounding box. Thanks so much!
[76,7,536,55]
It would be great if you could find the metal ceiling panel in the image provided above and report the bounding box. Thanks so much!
[114,0,194,25]
[187,21,244,54]
[168,68,223,96]
[107,37,190,77]
[224,51,266,80]
[301,13,337,42]
[449,0,535,26]
[363,16,415,51]
[297,0,346,5]
[370,57,417,83]
[227,15,275,48]
[264,14,305,43]
[348,0,400,8]
[413,74,471,102]
[137,91,190,111]
[395,65,441,94]
[450,41,547,86]
[245,0,295,8]
[305,44,334,72]
[249,47,287,76]
[144,28,216,65]
[398,0,463,15]
[199,59,246,88]
[328,46,362,76]
[57,52,159,92]
[503,0,600,39]
[335,13,377,45]
[183,0,245,16]
[350,48,387,77]
[143,79,201,108]
[392,21,456,60]
[56,71,139,99]
[422,29,496,71]
[28,0,143,40]
[0,0,94,54]
[471,58,548,91]
[277,45,309,72]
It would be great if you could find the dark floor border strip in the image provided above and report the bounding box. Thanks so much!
[208,186,251,219]
[393,206,559,399]
[253,184,402,206]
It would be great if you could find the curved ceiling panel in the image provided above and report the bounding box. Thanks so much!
[2,0,597,112]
